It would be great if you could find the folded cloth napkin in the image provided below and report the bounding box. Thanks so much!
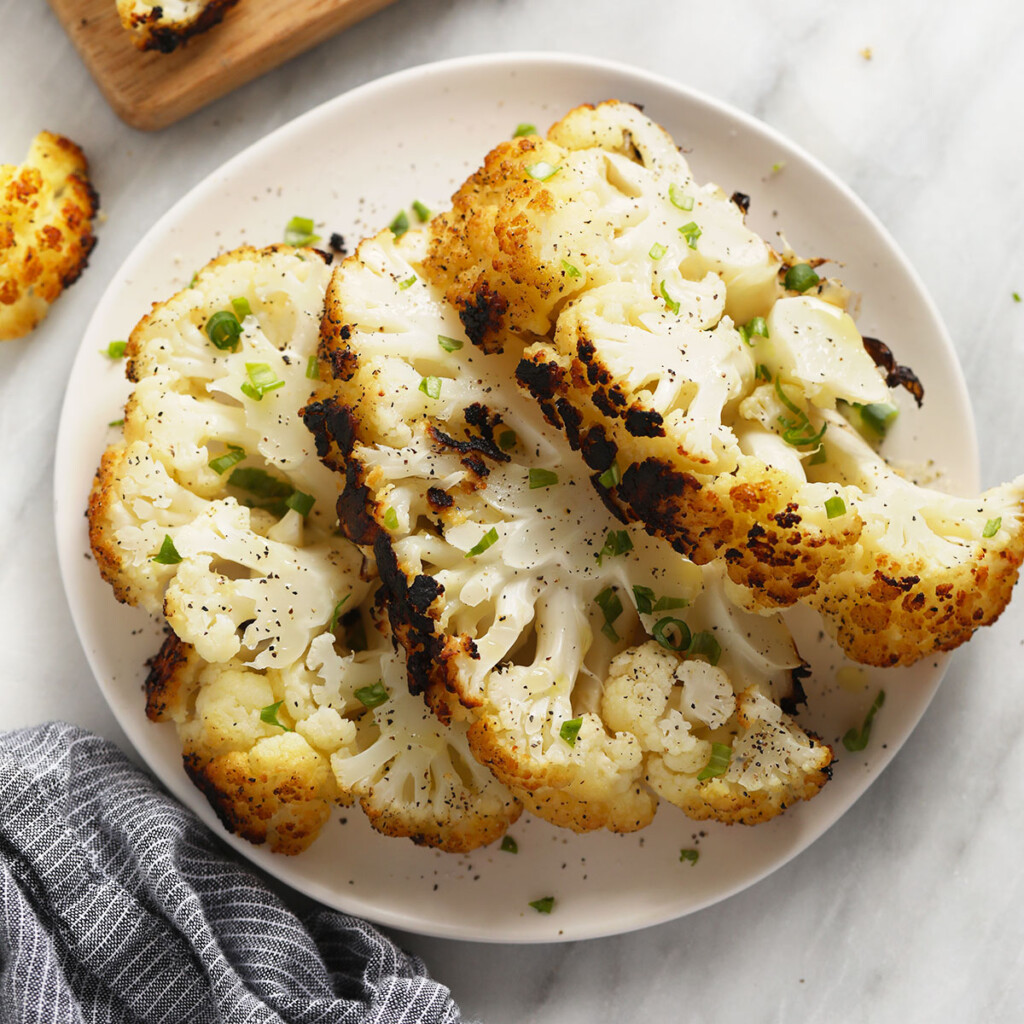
[0,722,468,1024]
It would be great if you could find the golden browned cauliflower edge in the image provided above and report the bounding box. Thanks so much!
[115,0,241,54]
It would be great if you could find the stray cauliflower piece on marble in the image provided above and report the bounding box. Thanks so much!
[603,641,831,825]
[0,131,97,341]
[116,0,240,53]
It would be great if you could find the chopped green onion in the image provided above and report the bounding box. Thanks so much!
[208,445,246,475]
[679,849,699,866]
[632,585,655,615]
[230,296,252,319]
[328,594,349,632]
[688,630,722,666]
[560,259,581,278]
[653,595,688,612]
[809,444,828,466]
[825,496,846,519]
[206,310,243,351]
[355,682,389,709]
[660,279,680,315]
[152,534,182,565]
[399,275,417,290]
[784,263,820,293]
[529,897,555,914]
[771,160,787,174]
[437,335,464,353]
[389,210,410,237]
[595,529,633,566]
[418,376,442,400]
[240,362,285,401]
[755,363,772,383]
[652,616,691,652]
[1014,292,1022,303]
[983,517,1002,538]
[594,587,623,643]
[775,379,827,448]
[306,355,320,380]
[260,701,292,731]
[286,490,315,517]
[412,200,432,222]
[513,123,537,138]
[842,690,885,752]
[103,340,127,359]
[598,462,621,488]
[678,221,702,249]
[284,215,320,247]
[498,429,517,451]
[739,316,768,346]
[856,402,899,440]
[526,162,559,181]
[648,242,667,261]
[559,717,583,747]
[383,506,399,530]
[465,527,499,558]
[227,466,292,499]
[108,418,124,428]
[669,183,694,210]
[500,835,519,853]
[697,742,732,781]
[189,272,198,288]
[529,468,559,489]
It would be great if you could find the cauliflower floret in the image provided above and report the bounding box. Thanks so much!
[0,131,97,341]
[116,0,239,53]
[603,642,832,824]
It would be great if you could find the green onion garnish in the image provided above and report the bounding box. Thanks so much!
[412,200,431,222]
[328,594,349,632]
[648,242,667,261]
[842,690,885,752]
[526,162,559,181]
[529,897,555,914]
[679,849,699,866]
[513,123,537,138]
[399,275,417,290]
[383,506,399,530]
[632,585,655,615]
[784,263,820,293]
[652,616,691,652]
[498,429,517,451]
[389,210,410,237]
[230,296,252,320]
[755,363,772,383]
[688,630,722,666]
[108,419,124,427]
[466,527,499,558]
[306,355,320,380]
[559,717,583,747]
[241,362,285,401]
[260,701,292,731]
[284,216,320,247]
[418,376,441,400]
[775,378,827,448]
[739,316,768,346]
[809,444,828,466]
[653,595,688,611]
[594,587,623,643]
[208,445,246,475]
[227,466,292,499]
[500,835,519,853]
[438,335,464,353]
[697,742,732,781]
[529,468,559,489]
[983,517,1002,538]
[103,340,127,359]
[825,496,846,519]
[669,183,694,211]
[1014,292,1022,303]
[678,221,702,249]
[857,402,899,440]
[595,529,633,566]
[206,310,243,351]
[189,272,198,288]
[355,682,389,709]
[286,490,315,517]
[660,279,680,315]
[598,462,621,488]
[152,535,182,565]
[560,259,581,278]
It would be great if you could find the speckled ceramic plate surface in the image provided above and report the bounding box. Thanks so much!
[55,53,976,942]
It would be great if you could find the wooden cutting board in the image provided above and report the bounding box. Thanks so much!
[47,0,398,131]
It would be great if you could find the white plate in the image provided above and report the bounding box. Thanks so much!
[54,53,978,943]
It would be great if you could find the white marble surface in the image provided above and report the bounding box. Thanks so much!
[2,1,1024,1020]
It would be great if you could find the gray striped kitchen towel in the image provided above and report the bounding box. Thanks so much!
[0,722,468,1024]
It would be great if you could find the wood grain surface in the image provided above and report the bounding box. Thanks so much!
[46,0,397,131]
